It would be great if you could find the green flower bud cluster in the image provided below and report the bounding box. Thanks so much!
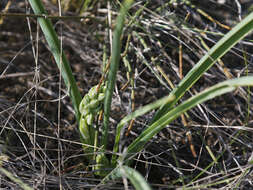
[79,85,106,146]
[79,84,110,176]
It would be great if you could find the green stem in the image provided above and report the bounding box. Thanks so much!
[28,0,82,121]
[102,0,134,149]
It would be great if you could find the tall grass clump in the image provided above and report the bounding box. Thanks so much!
[27,0,253,188]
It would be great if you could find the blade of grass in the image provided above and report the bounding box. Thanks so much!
[102,165,152,190]
[152,11,253,123]
[0,167,33,190]
[119,165,152,190]
[125,76,253,160]
[78,0,95,15]
[28,0,82,121]
[111,94,175,165]
[102,0,134,148]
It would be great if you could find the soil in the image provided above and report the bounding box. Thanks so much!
[1,0,253,189]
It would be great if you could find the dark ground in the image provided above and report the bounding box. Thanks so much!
[1,0,253,189]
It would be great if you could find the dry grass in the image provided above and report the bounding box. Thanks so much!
[1,0,253,189]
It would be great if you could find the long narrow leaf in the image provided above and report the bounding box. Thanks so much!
[0,167,33,190]
[126,76,253,160]
[119,166,152,190]
[102,0,134,148]
[102,165,152,190]
[28,0,82,120]
[152,12,253,122]
[111,94,175,165]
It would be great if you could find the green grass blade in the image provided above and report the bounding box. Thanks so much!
[0,167,33,190]
[102,0,134,148]
[111,94,175,165]
[28,0,82,121]
[126,76,253,160]
[152,11,253,123]
[119,166,152,190]
[78,0,94,15]
[102,165,152,190]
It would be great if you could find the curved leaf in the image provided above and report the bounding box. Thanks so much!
[152,11,253,123]
[102,0,134,148]
[126,76,253,160]
[102,165,152,190]
[28,0,82,120]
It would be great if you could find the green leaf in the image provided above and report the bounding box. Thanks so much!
[102,0,134,149]
[152,11,253,123]
[102,165,152,190]
[125,76,253,160]
[111,94,175,165]
[28,0,82,121]
[0,167,33,190]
